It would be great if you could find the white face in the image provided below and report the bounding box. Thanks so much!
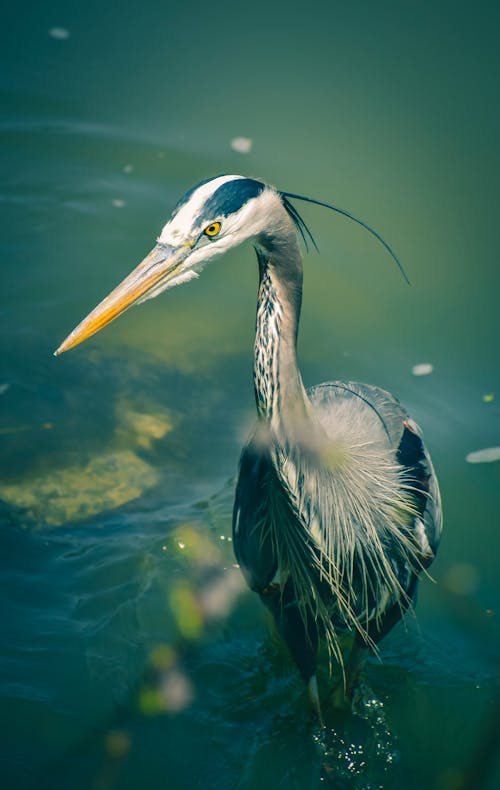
[156,176,286,277]
[54,175,290,355]
[159,175,247,245]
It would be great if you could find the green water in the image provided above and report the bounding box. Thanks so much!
[1,1,499,787]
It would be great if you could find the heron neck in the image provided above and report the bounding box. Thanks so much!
[253,246,311,434]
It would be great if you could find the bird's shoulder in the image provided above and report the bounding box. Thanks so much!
[307,379,442,560]
[307,380,407,451]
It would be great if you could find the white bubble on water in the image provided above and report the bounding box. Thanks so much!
[49,27,70,40]
[412,363,433,376]
[466,446,500,464]
[230,136,253,153]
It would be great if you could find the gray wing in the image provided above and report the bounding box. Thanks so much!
[232,379,442,659]
[232,443,277,593]
[308,380,442,563]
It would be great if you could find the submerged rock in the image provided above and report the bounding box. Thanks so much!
[115,401,174,450]
[0,391,177,528]
[0,449,158,527]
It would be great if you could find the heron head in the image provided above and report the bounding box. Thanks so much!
[54,175,288,355]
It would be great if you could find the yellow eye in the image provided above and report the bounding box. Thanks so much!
[204,221,221,237]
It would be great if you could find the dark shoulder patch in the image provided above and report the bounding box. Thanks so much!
[397,421,426,468]
[397,421,431,514]
[197,178,265,224]
[232,444,277,593]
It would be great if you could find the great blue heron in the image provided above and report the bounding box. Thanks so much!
[55,175,442,720]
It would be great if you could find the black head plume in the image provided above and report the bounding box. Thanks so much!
[281,190,410,285]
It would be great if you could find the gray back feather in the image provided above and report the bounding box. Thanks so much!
[264,381,438,666]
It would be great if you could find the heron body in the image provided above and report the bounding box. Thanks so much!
[56,175,442,717]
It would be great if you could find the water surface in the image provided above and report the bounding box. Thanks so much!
[1,2,499,788]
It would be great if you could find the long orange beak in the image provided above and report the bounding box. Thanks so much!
[54,243,190,356]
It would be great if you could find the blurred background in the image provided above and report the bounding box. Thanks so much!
[0,1,499,787]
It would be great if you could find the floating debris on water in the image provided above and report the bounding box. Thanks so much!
[412,363,433,376]
[122,164,134,174]
[465,446,500,464]
[230,136,253,154]
[48,27,70,40]
[112,198,126,208]
[483,392,495,403]
[0,383,10,395]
